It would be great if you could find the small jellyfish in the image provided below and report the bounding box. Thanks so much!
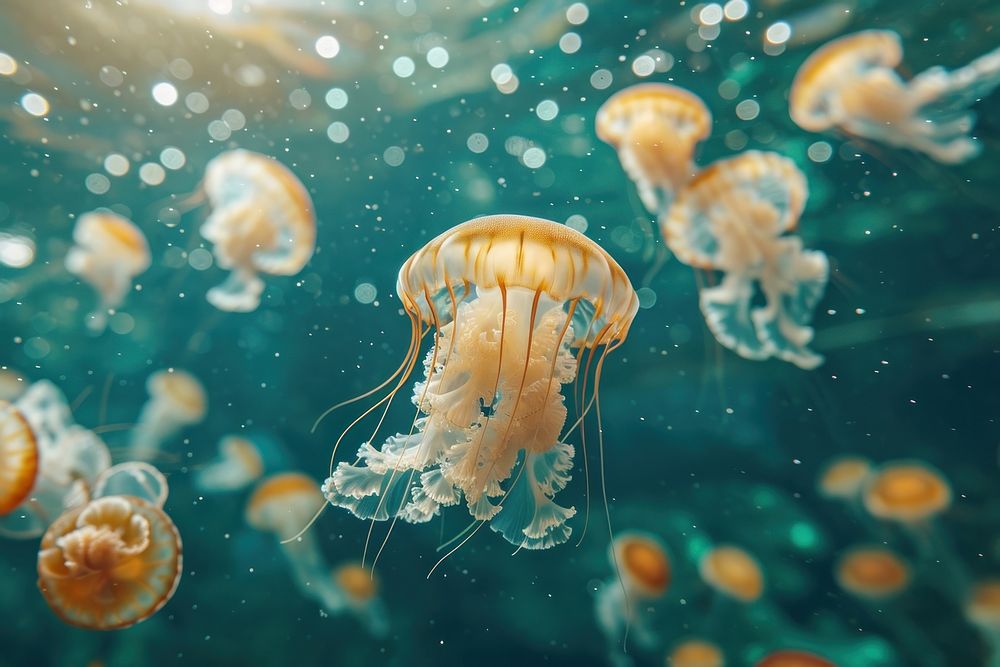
[129,369,207,461]
[323,214,638,552]
[0,368,27,401]
[817,456,873,502]
[699,545,764,603]
[0,400,39,515]
[862,460,951,524]
[663,150,828,369]
[596,83,712,216]
[194,435,264,493]
[754,650,834,667]
[596,532,671,652]
[789,30,1000,163]
[37,495,182,629]
[966,580,1000,666]
[200,149,316,312]
[669,639,725,667]
[65,211,150,331]
[332,562,389,637]
[835,546,910,599]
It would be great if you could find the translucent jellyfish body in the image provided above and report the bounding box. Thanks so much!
[835,546,910,599]
[699,545,764,603]
[669,639,725,667]
[65,211,150,331]
[323,214,638,551]
[37,495,182,629]
[0,400,38,514]
[129,369,207,462]
[817,456,872,501]
[862,460,951,524]
[596,532,672,652]
[194,435,264,493]
[966,581,1000,667]
[663,151,828,369]
[789,30,1000,163]
[596,84,712,216]
[1,381,111,539]
[332,563,389,637]
[200,150,316,312]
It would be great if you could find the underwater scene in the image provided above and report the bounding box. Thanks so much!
[1,0,999,665]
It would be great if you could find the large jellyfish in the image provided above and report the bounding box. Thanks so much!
[662,151,828,369]
[0,400,38,515]
[37,494,182,629]
[199,150,316,312]
[323,214,638,552]
[789,30,1000,163]
[129,369,207,462]
[65,211,151,331]
[596,84,712,216]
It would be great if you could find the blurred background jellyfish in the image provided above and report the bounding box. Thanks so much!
[596,84,712,217]
[0,368,27,401]
[789,30,1000,163]
[0,400,39,515]
[668,638,725,667]
[323,214,638,554]
[699,544,764,604]
[37,495,182,630]
[835,546,910,600]
[129,369,207,462]
[246,472,341,613]
[93,462,170,509]
[966,580,1000,667]
[595,532,671,658]
[662,151,828,369]
[199,150,316,312]
[65,211,150,332]
[818,455,873,503]
[194,435,264,493]
[331,562,389,637]
[754,649,834,667]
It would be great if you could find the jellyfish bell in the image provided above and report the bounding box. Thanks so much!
[789,30,1000,163]
[613,531,672,599]
[818,456,872,501]
[669,639,725,667]
[754,650,835,667]
[835,546,910,600]
[322,214,638,553]
[596,83,712,216]
[194,435,264,493]
[65,211,150,331]
[862,460,951,524]
[663,150,828,369]
[200,149,316,312]
[332,562,390,637]
[129,369,207,461]
[597,532,671,651]
[37,495,182,630]
[0,400,39,515]
[699,545,764,603]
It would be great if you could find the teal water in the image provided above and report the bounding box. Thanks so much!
[1,1,999,665]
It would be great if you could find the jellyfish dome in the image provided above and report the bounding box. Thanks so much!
[596,532,671,651]
[65,211,150,331]
[194,435,264,493]
[663,150,828,369]
[129,369,207,461]
[862,460,951,523]
[835,546,910,599]
[699,545,764,602]
[596,84,712,215]
[669,639,725,667]
[789,30,1000,163]
[817,456,873,501]
[37,495,182,630]
[967,580,1000,631]
[200,149,316,312]
[332,563,389,637]
[323,214,638,551]
[0,400,39,515]
[755,650,835,667]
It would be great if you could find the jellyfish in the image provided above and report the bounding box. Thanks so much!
[596,83,712,217]
[194,435,264,493]
[93,462,170,509]
[754,650,834,667]
[129,369,207,462]
[331,562,390,637]
[669,639,725,667]
[817,456,872,502]
[65,211,150,331]
[596,532,672,655]
[699,545,764,604]
[322,214,638,553]
[37,495,182,629]
[966,580,1000,667]
[246,472,341,613]
[789,30,1000,163]
[199,149,316,312]
[0,367,27,400]
[835,546,910,600]
[0,400,39,515]
[663,151,828,369]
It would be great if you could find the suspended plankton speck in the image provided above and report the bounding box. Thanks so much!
[559,32,582,54]
[637,287,658,309]
[766,21,792,45]
[0,52,17,76]
[109,312,135,335]
[490,63,513,85]
[325,87,349,110]
[467,132,489,154]
[521,147,546,168]
[222,108,246,131]
[565,214,588,233]
[426,46,449,68]
[235,64,266,88]
[168,58,193,80]
[724,0,749,21]
[315,35,340,59]
[719,79,741,100]
[808,141,834,163]
[632,55,656,77]
[354,282,378,304]
[188,248,214,271]
[20,92,49,117]
[590,69,613,90]
[383,146,405,167]
[327,121,350,143]
[289,88,311,110]
[103,153,130,177]
[139,162,166,186]
[736,99,761,121]
[699,3,724,26]
[566,2,589,25]
[208,0,232,15]
[85,173,111,195]
[536,100,559,121]
[185,91,209,114]
[497,74,520,94]
[392,56,416,78]
[207,120,231,141]
[99,65,124,87]
[152,82,178,106]
[160,147,186,170]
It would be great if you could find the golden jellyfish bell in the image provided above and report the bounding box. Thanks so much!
[966,580,1000,632]
[0,400,38,514]
[835,546,910,600]
[246,472,324,541]
[699,545,764,603]
[37,495,182,630]
[130,369,207,461]
[596,84,712,215]
[612,532,671,598]
[200,150,316,312]
[817,456,873,501]
[863,460,952,523]
[669,639,725,667]
[334,563,378,603]
[755,650,836,667]
[195,435,264,493]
